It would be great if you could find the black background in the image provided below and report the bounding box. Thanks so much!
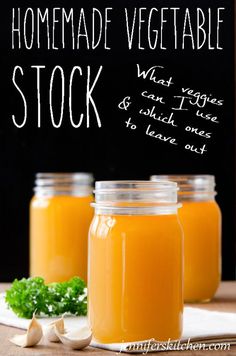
[0,0,235,281]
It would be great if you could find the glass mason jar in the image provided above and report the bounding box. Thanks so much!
[88,181,183,343]
[151,175,221,303]
[30,173,94,284]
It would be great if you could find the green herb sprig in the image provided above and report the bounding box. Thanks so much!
[5,276,87,319]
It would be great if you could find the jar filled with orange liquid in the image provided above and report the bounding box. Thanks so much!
[30,173,94,283]
[88,181,183,343]
[151,175,221,303]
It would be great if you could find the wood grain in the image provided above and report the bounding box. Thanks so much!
[0,282,235,355]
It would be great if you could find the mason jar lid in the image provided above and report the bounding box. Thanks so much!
[34,172,93,196]
[150,175,216,200]
[92,180,181,215]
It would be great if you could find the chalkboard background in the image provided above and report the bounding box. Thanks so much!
[0,0,235,281]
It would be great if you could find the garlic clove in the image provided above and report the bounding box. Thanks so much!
[54,325,92,350]
[44,317,65,342]
[44,316,65,342]
[9,314,43,347]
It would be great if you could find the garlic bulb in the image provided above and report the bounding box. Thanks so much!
[9,314,43,347]
[54,325,92,350]
[44,316,65,342]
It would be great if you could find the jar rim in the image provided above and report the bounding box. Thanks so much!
[36,172,93,183]
[93,180,179,210]
[150,175,215,191]
[95,180,178,191]
[34,172,93,196]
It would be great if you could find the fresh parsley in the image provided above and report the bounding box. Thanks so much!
[5,276,87,319]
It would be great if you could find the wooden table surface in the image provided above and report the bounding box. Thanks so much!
[0,282,235,355]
